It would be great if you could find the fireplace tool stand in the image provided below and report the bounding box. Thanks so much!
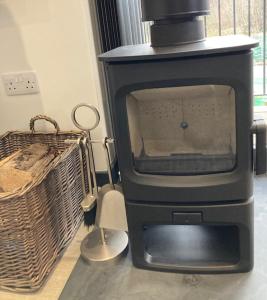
[71,104,128,264]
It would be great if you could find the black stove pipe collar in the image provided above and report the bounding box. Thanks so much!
[141,0,210,47]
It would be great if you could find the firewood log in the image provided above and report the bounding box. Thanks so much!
[0,143,56,194]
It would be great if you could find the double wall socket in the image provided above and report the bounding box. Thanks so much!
[2,71,40,96]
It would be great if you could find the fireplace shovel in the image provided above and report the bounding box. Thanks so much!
[95,137,128,232]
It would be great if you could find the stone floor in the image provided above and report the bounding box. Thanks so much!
[59,176,267,300]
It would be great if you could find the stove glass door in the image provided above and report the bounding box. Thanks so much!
[126,85,236,175]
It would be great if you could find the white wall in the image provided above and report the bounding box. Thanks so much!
[0,0,109,171]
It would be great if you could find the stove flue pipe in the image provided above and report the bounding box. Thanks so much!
[141,0,210,47]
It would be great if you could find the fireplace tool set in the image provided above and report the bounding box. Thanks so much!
[71,104,128,264]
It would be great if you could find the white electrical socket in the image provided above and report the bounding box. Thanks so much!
[2,71,40,96]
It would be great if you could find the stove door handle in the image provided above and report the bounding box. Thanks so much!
[252,119,267,175]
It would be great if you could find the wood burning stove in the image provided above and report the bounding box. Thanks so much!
[99,0,266,273]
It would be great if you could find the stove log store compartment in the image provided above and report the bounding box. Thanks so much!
[99,0,267,274]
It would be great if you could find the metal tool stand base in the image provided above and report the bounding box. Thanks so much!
[80,228,129,265]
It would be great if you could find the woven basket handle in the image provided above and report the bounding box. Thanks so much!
[30,115,60,134]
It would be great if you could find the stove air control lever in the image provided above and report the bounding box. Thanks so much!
[252,119,267,175]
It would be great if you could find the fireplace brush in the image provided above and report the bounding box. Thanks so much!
[82,136,98,227]
[65,136,97,228]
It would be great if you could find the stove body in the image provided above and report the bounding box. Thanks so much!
[99,1,265,273]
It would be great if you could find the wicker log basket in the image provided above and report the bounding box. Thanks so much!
[0,115,85,292]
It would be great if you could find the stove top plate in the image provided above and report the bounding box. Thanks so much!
[99,35,258,63]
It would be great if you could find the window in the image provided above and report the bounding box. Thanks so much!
[116,0,267,109]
